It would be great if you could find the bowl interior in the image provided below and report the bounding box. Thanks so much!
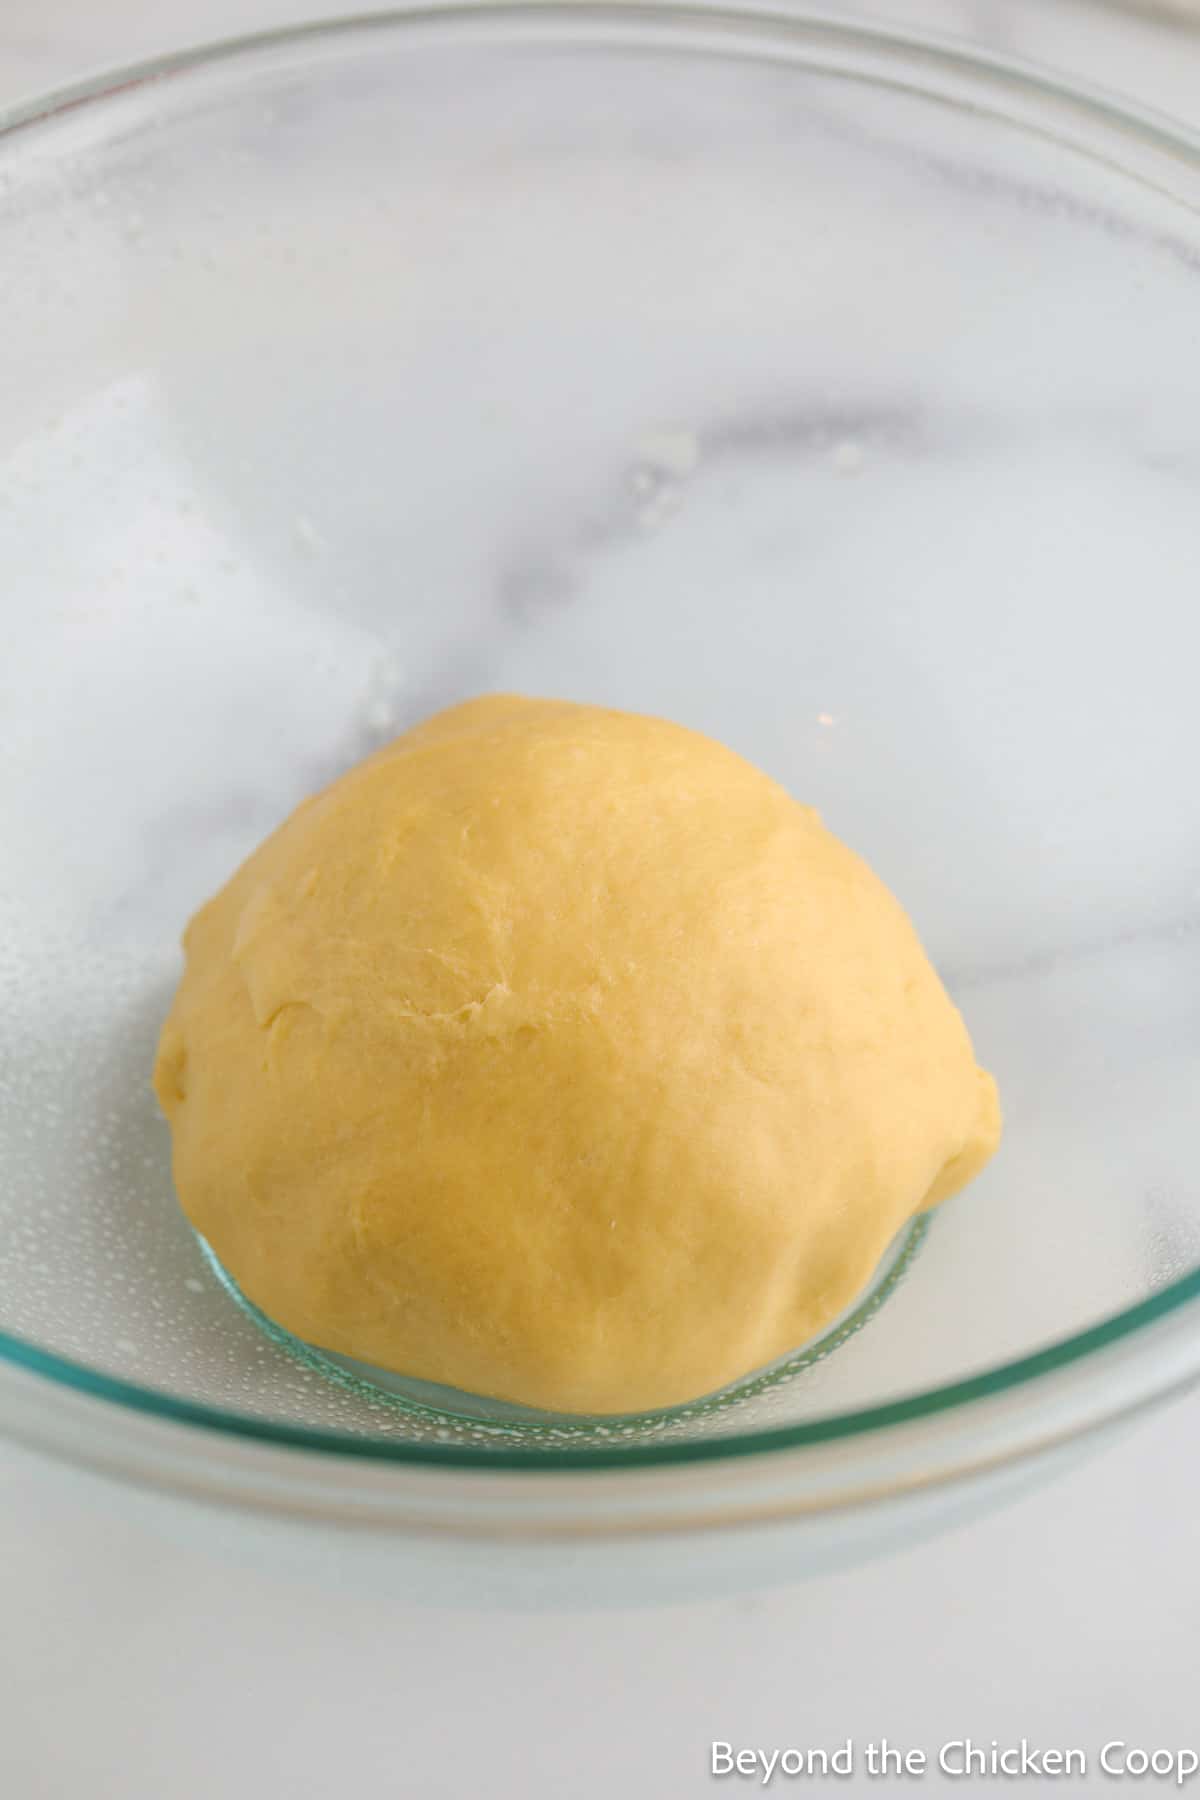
[2,11,1199,1459]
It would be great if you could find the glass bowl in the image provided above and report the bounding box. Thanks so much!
[2,4,1200,1559]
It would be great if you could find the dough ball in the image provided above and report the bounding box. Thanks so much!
[154,695,1000,1414]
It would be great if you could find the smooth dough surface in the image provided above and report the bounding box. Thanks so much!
[154,695,1001,1414]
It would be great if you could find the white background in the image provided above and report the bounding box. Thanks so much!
[3,5,1200,1797]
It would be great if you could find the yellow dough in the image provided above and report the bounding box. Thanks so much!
[154,695,1000,1414]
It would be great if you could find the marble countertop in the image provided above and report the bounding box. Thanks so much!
[2,6,1199,1799]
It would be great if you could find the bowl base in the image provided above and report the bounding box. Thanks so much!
[196,1215,929,1443]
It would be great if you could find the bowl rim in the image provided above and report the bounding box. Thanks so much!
[3,0,1200,1489]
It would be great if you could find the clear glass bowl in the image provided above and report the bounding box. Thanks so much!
[2,5,1200,1550]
